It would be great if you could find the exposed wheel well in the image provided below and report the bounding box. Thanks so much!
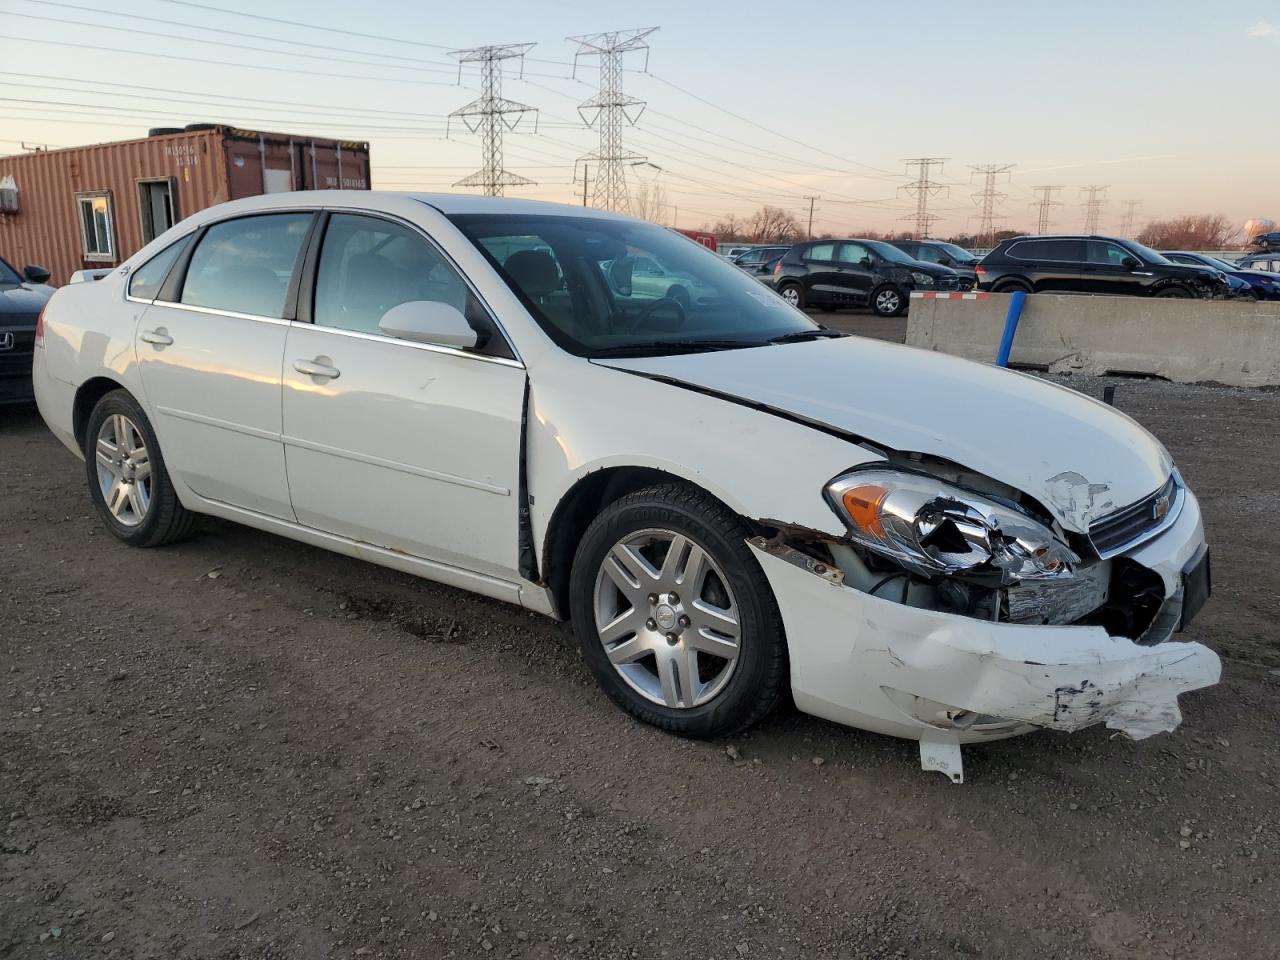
[541,466,751,620]
[993,278,1033,293]
[72,377,128,448]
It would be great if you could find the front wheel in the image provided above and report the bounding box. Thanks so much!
[569,484,788,738]
[84,390,197,547]
[871,285,905,316]
[1154,285,1192,299]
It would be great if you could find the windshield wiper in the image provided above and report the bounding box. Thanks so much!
[767,328,847,344]
[588,338,768,358]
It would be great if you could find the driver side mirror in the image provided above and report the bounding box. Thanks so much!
[1122,256,1141,270]
[23,264,50,284]
[608,256,634,297]
[378,300,478,350]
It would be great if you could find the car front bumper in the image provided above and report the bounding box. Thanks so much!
[749,487,1220,782]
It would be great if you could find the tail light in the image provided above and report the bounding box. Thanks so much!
[975,265,986,276]
[34,304,46,348]
[773,260,783,276]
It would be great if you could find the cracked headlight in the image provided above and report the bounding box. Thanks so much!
[826,469,1078,584]
[909,271,934,286]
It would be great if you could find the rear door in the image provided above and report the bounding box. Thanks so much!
[281,211,526,580]
[135,212,313,519]
[1008,238,1084,293]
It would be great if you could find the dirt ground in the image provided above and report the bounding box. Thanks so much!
[3,318,1278,959]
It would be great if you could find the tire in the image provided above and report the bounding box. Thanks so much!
[568,483,787,738]
[777,282,804,310]
[1154,286,1192,299]
[871,284,905,317]
[993,279,1033,294]
[83,389,197,547]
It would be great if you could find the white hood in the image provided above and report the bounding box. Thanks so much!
[597,337,1173,533]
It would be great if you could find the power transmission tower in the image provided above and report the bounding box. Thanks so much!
[899,158,949,238]
[969,163,1014,245]
[447,44,539,196]
[803,195,819,239]
[567,27,658,213]
[1030,185,1063,234]
[1118,199,1142,238]
[1080,185,1108,233]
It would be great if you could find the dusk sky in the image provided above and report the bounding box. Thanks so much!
[2,0,1277,237]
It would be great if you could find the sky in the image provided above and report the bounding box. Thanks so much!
[1,0,1277,238]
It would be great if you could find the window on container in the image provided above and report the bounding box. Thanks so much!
[76,192,115,260]
[180,213,312,318]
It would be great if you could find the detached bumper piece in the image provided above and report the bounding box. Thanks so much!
[750,540,1222,784]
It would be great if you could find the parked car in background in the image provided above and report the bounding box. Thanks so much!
[773,238,959,316]
[1163,252,1280,301]
[976,235,1230,299]
[0,254,53,404]
[1237,251,1280,274]
[887,239,979,289]
[1248,230,1280,251]
[731,245,790,278]
[31,191,1218,782]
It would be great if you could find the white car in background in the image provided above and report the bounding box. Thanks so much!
[32,192,1219,782]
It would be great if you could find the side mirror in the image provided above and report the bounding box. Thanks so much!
[608,256,634,296]
[378,300,477,349]
[1122,256,1141,270]
[23,264,50,284]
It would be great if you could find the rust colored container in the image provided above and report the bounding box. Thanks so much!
[0,126,370,285]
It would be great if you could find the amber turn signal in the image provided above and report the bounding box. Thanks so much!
[841,484,889,538]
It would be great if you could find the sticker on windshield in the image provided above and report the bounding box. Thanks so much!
[745,288,781,306]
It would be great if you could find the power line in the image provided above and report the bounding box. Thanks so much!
[969,163,1014,245]
[1080,185,1108,233]
[448,44,539,196]
[899,158,948,238]
[567,27,657,213]
[1030,185,1063,234]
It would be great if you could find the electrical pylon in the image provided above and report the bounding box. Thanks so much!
[1118,200,1142,238]
[899,158,949,238]
[1080,185,1109,233]
[969,163,1014,245]
[447,43,539,196]
[1030,185,1063,234]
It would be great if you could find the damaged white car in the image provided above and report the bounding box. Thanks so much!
[32,193,1219,781]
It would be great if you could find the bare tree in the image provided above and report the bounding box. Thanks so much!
[746,205,801,243]
[1137,214,1240,250]
[712,213,749,242]
[631,180,669,225]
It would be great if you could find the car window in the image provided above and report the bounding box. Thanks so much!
[0,256,23,285]
[181,213,311,318]
[1085,241,1134,265]
[1008,239,1082,261]
[314,213,507,354]
[128,236,190,300]
[835,242,870,265]
[804,242,836,262]
[913,245,944,264]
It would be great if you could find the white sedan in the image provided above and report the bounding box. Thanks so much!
[32,192,1219,782]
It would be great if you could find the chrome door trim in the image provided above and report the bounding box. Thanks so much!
[290,320,524,369]
[141,299,293,326]
[281,432,512,496]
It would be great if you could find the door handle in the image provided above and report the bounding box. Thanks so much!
[293,357,341,380]
[140,328,173,346]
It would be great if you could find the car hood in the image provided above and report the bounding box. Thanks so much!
[596,336,1173,533]
[0,283,52,320]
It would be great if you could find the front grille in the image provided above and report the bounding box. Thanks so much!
[1088,473,1179,557]
[956,277,976,291]
[937,275,960,291]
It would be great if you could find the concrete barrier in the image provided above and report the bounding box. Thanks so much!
[905,292,1280,387]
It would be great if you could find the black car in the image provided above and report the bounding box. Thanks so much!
[1248,231,1280,251]
[772,238,959,316]
[732,244,791,276]
[1164,252,1280,302]
[975,235,1229,299]
[886,239,980,289]
[0,256,53,405]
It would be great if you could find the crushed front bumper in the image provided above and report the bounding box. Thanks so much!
[749,489,1221,782]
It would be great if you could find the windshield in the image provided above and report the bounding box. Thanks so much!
[448,214,819,357]
[1121,239,1173,265]
[1198,255,1236,272]
[0,256,22,285]
[932,241,978,264]
[864,240,918,265]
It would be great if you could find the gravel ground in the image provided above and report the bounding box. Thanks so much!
[2,328,1278,959]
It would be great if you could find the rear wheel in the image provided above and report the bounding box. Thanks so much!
[569,483,787,738]
[1154,285,1192,299]
[84,390,196,547]
[993,279,1033,294]
[777,282,804,309]
[871,284,905,317]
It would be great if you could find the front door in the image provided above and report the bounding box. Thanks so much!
[833,241,876,305]
[1078,239,1145,295]
[135,211,313,519]
[281,212,526,580]
[799,242,841,305]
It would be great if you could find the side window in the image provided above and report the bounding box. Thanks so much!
[835,242,870,265]
[314,214,509,356]
[804,242,836,262]
[1007,240,1042,260]
[127,236,189,300]
[181,213,311,318]
[1085,241,1132,265]
[914,246,943,264]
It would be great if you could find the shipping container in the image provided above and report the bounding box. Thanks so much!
[0,125,370,285]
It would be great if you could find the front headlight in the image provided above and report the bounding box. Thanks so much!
[909,271,934,286]
[826,469,1078,584]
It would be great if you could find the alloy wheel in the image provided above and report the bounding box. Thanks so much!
[593,528,741,709]
[780,286,800,307]
[95,413,152,527]
[876,289,901,314]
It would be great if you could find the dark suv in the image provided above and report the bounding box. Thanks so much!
[772,238,959,315]
[887,239,979,288]
[976,235,1228,299]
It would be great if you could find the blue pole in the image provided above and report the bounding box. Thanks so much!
[995,290,1026,367]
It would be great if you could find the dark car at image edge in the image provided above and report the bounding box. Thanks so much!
[772,238,959,316]
[0,256,53,405]
[975,235,1230,299]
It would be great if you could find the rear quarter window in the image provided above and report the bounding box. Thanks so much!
[128,236,190,300]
